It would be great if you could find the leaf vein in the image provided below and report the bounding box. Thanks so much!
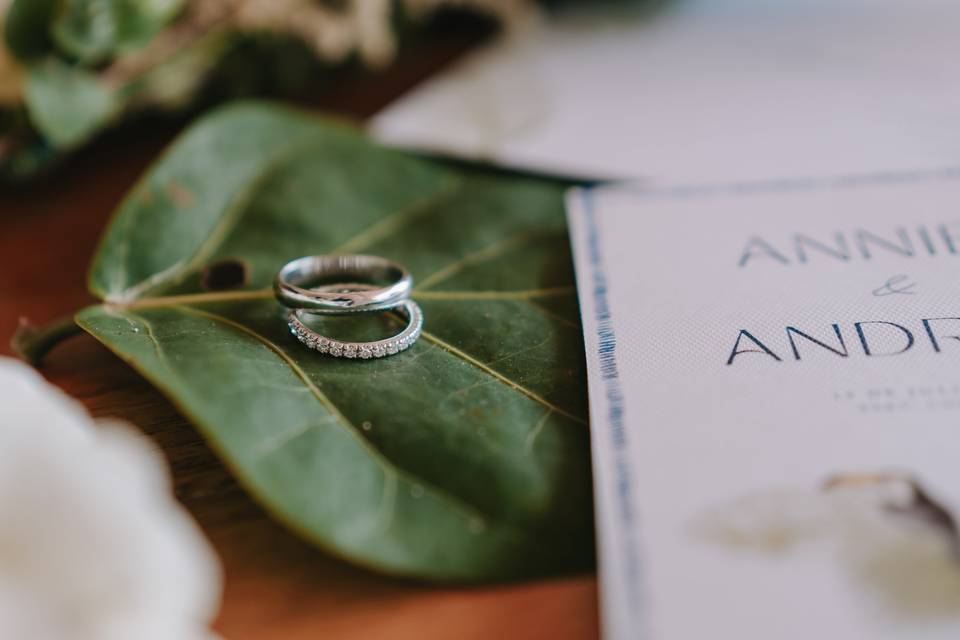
[415,287,576,301]
[419,330,586,425]
[330,179,465,255]
[415,231,557,292]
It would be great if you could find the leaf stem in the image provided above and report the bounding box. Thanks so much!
[11,315,83,366]
[121,288,274,309]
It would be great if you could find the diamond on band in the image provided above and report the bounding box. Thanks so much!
[287,299,423,359]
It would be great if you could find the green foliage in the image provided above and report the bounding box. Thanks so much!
[0,0,502,180]
[24,59,116,147]
[51,0,184,63]
[2,0,191,176]
[76,102,593,580]
[3,0,57,60]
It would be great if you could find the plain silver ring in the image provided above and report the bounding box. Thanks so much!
[274,255,412,314]
[287,300,423,359]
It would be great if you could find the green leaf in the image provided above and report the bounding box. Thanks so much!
[77,101,592,580]
[3,0,58,60]
[23,59,117,148]
[118,28,232,111]
[51,0,184,63]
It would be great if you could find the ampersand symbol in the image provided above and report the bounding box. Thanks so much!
[872,274,917,297]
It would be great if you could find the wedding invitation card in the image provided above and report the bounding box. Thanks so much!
[567,170,960,640]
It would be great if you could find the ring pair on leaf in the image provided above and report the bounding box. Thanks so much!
[274,255,422,359]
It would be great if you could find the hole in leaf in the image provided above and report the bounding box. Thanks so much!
[201,258,250,291]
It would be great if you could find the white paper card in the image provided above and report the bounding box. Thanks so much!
[566,170,960,640]
[372,0,960,183]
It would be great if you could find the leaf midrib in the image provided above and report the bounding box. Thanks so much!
[109,286,577,308]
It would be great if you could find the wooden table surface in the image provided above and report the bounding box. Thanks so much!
[0,29,599,640]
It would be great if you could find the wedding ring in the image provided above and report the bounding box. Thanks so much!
[274,255,413,314]
[287,299,423,359]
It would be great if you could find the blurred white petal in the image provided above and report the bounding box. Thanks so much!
[0,357,222,640]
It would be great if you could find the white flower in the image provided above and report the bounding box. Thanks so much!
[0,357,223,640]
